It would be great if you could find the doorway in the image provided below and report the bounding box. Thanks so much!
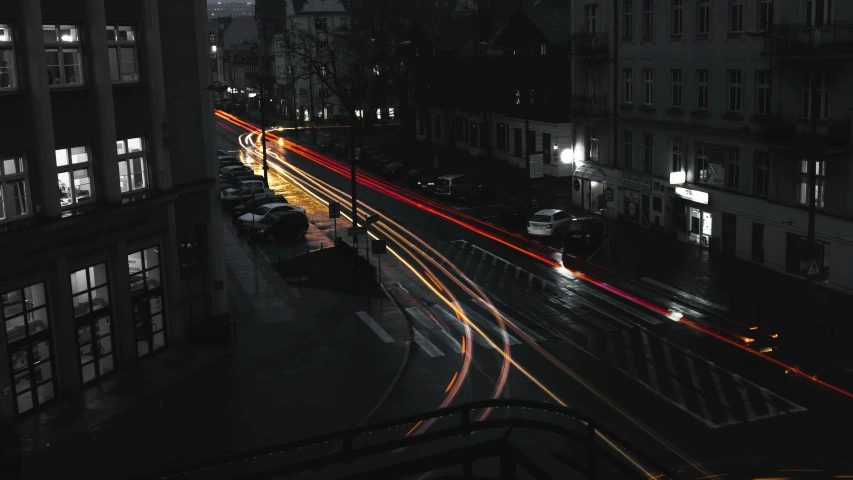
[688,207,712,247]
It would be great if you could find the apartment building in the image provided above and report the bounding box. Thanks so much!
[0,0,227,421]
[568,0,853,293]
[208,1,256,19]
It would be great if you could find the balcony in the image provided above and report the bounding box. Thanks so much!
[761,22,853,58]
[571,95,608,118]
[571,32,608,57]
[755,113,852,150]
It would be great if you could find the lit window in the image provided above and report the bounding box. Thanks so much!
[388,107,394,118]
[116,137,147,194]
[799,160,826,209]
[128,246,166,358]
[43,24,84,87]
[696,143,709,183]
[2,282,55,414]
[0,23,18,91]
[106,25,138,83]
[0,156,29,222]
[70,263,114,384]
[56,146,93,207]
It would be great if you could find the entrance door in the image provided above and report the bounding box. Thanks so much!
[722,213,737,256]
[582,180,590,211]
[752,222,765,263]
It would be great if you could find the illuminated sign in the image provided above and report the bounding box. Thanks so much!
[669,171,686,185]
[674,187,709,204]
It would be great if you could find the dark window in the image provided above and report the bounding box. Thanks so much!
[754,151,769,196]
[758,0,774,31]
[469,121,478,147]
[643,133,653,172]
[643,0,655,38]
[514,128,522,156]
[653,196,662,212]
[623,131,633,169]
[496,123,507,150]
[543,133,552,164]
[623,1,633,39]
[526,130,536,154]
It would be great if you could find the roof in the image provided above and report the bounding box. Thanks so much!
[533,209,563,216]
[438,174,467,179]
[489,4,571,48]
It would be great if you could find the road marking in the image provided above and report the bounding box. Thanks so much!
[760,387,778,416]
[562,290,633,329]
[509,303,571,341]
[622,330,639,378]
[707,362,737,424]
[432,304,494,349]
[356,311,395,343]
[412,327,444,357]
[573,283,663,326]
[586,335,598,358]
[472,299,546,342]
[472,250,488,282]
[661,342,686,407]
[483,259,499,291]
[640,331,661,392]
[406,307,462,354]
[731,373,758,421]
[461,249,476,273]
[641,277,731,312]
[685,355,714,423]
[451,302,520,345]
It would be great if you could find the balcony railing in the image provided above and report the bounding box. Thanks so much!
[756,113,852,149]
[572,95,608,117]
[128,399,680,480]
[571,32,608,56]
[762,22,853,57]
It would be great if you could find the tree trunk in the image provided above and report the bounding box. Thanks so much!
[308,73,317,145]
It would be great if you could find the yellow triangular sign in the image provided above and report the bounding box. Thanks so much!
[807,261,820,276]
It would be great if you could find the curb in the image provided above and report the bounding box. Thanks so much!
[354,282,414,428]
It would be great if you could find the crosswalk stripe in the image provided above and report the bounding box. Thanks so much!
[431,304,494,349]
[450,302,521,345]
[406,307,463,354]
[640,331,661,392]
[661,342,686,407]
[507,302,571,341]
[574,283,663,326]
[685,356,714,422]
[412,327,444,357]
[522,300,595,336]
[472,299,546,342]
[356,311,394,343]
[562,290,632,329]
[708,363,737,424]
[731,374,758,421]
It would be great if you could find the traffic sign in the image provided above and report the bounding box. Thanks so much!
[606,201,614,208]
[328,201,341,219]
[365,214,380,225]
[372,239,387,254]
[807,260,820,276]
[348,227,366,236]
[605,187,614,201]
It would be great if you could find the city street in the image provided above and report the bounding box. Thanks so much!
[213,111,853,478]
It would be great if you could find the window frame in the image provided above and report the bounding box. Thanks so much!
[642,0,655,39]
[56,146,94,208]
[43,24,85,88]
[726,147,741,190]
[671,0,684,37]
[754,151,769,197]
[0,23,18,92]
[586,126,599,162]
[696,143,710,183]
[757,0,774,32]
[623,68,633,104]
[642,68,654,106]
[70,262,115,384]
[671,69,682,108]
[727,69,742,113]
[585,4,598,34]
[696,69,710,110]
[730,0,745,33]
[622,0,633,39]
[643,133,653,172]
[623,131,633,169]
[128,246,167,359]
[116,138,148,194]
[756,70,771,115]
[671,139,683,172]
[697,0,711,35]
[0,155,30,223]
[106,25,139,84]
[799,160,826,209]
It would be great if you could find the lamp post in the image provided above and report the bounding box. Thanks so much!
[347,41,411,229]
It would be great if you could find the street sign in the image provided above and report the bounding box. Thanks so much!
[348,227,366,236]
[529,153,544,179]
[605,187,614,202]
[365,214,380,225]
[328,201,341,219]
[807,260,821,276]
[372,239,387,254]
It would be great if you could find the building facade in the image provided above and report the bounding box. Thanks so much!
[0,0,228,421]
[567,0,853,293]
[208,1,255,19]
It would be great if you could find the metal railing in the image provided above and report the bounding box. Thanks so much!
[571,95,608,117]
[756,113,852,148]
[571,32,608,56]
[762,22,853,56]
[128,399,681,480]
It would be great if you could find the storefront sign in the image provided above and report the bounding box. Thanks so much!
[530,153,544,179]
[674,186,709,204]
[669,171,686,185]
[620,172,652,191]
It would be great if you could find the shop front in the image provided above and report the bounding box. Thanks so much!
[572,165,607,213]
[672,186,713,248]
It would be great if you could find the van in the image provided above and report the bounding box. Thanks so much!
[434,174,469,196]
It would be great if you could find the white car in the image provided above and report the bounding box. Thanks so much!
[527,209,575,237]
[221,187,274,202]
[236,203,306,228]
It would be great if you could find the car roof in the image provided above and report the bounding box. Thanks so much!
[533,209,563,216]
[438,174,466,180]
[262,203,294,208]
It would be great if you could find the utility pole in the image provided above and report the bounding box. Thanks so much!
[258,25,269,187]
[350,62,359,229]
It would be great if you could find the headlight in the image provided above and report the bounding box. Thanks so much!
[258,229,266,234]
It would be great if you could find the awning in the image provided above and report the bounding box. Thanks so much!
[573,165,607,182]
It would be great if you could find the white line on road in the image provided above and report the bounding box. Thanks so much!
[450,302,521,345]
[356,311,395,343]
[661,342,686,407]
[641,277,731,312]
[685,355,715,423]
[453,204,504,211]
[731,373,758,421]
[412,327,444,357]
[708,363,737,424]
[640,331,661,392]
[406,307,463,354]
[472,299,546,342]
[432,304,494,349]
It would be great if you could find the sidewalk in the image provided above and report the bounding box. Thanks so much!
[12,217,411,479]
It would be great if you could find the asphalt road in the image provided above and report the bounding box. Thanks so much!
[215,116,853,479]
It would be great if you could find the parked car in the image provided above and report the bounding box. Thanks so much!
[220,170,257,181]
[406,167,437,191]
[217,150,228,157]
[221,179,266,198]
[379,161,406,180]
[220,175,264,192]
[355,147,380,163]
[453,180,497,203]
[249,211,310,242]
[498,196,544,230]
[231,195,287,223]
[221,187,274,203]
[563,217,607,248]
[332,141,349,156]
[434,174,470,196]
[527,209,576,237]
[219,164,251,175]
[316,134,334,149]
[236,202,306,229]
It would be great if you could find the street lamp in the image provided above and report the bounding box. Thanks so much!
[348,40,411,229]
